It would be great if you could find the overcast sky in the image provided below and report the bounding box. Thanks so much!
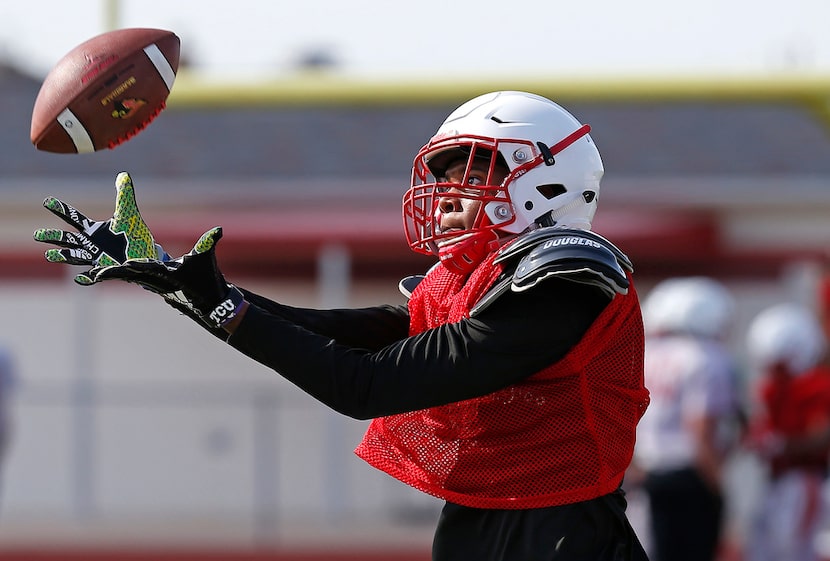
[1,0,828,80]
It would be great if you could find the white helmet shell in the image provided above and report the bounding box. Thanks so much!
[429,91,604,233]
[642,277,735,339]
[746,303,827,374]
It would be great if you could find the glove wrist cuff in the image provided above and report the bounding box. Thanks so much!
[205,286,246,329]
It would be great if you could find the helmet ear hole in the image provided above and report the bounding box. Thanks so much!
[536,184,566,200]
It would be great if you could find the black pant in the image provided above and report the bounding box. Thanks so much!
[643,468,723,561]
[432,490,650,561]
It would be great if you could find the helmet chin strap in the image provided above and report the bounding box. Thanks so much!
[438,229,501,275]
[536,193,593,229]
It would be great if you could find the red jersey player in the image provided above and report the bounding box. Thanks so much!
[745,303,830,561]
[35,91,651,561]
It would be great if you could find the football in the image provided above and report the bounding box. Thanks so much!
[30,28,180,154]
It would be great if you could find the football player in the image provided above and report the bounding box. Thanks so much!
[744,303,830,561]
[35,91,651,561]
[633,277,744,561]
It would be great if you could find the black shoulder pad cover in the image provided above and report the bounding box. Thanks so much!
[470,228,632,316]
[399,275,426,299]
[398,263,442,300]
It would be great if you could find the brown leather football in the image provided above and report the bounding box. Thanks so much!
[30,28,180,154]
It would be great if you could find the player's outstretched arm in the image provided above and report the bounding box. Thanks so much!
[87,226,247,331]
[33,171,167,285]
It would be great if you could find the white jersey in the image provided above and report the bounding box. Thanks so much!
[635,333,739,472]
[748,470,827,561]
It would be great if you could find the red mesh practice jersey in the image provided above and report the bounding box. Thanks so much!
[355,251,649,509]
[758,366,830,475]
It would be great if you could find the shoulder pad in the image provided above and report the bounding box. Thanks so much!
[471,228,632,316]
[398,262,441,299]
[399,275,425,299]
[495,227,633,273]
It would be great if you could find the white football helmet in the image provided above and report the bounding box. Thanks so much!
[746,303,827,375]
[641,277,735,339]
[403,91,604,273]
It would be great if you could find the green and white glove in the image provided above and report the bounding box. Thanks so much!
[88,226,245,329]
[33,171,167,285]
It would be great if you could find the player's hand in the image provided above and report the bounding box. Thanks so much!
[88,227,245,329]
[33,171,167,285]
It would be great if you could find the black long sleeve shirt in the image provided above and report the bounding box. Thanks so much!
[228,278,609,419]
[223,277,648,561]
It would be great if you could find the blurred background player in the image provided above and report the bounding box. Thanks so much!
[0,341,16,511]
[35,91,651,560]
[631,277,744,561]
[744,302,830,561]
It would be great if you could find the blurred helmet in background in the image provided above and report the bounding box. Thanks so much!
[746,303,827,375]
[642,276,735,339]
